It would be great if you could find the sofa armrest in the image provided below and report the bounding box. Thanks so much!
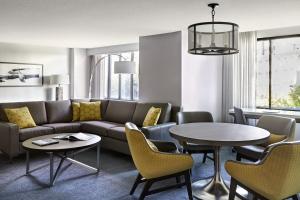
[141,122,176,142]
[0,122,19,159]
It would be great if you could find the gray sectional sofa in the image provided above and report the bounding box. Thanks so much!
[0,99,180,160]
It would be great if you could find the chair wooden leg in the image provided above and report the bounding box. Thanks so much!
[184,170,193,200]
[202,153,207,163]
[130,173,142,195]
[176,176,181,188]
[229,178,237,200]
[139,180,153,200]
[236,153,242,161]
[292,194,299,200]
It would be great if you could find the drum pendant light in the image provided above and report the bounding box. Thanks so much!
[188,3,239,55]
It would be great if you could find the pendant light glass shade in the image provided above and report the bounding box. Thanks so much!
[188,3,239,55]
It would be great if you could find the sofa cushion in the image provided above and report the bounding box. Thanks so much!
[45,100,72,123]
[19,126,54,141]
[90,99,109,117]
[0,101,47,125]
[80,121,121,137]
[107,126,126,141]
[43,122,81,133]
[104,100,136,124]
[132,102,172,127]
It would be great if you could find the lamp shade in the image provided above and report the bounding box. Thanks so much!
[50,74,70,85]
[114,61,136,74]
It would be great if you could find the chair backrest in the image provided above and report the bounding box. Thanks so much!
[125,122,158,178]
[257,115,296,140]
[177,111,213,124]
[233,107,247,125]
[259,142,300,199]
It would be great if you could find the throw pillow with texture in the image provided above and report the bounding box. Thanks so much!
[80,101,101,121]
[72,102,80,121]
[143,107,161,127]
[4,107,36,129]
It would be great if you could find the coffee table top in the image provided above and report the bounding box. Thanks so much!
[22,133,101,152]
[169,123,270,146]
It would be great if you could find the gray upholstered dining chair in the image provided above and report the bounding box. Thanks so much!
[233,107,248,125]
[177,111,215,164]
[234,115,296,162]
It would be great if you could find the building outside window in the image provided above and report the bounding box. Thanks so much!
[98,51,139,100]
[256,36,300,110]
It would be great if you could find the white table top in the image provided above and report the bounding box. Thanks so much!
[169,123,270,146]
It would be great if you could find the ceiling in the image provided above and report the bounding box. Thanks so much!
[0,0,300,48]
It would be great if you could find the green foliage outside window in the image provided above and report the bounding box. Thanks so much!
[272,85,300,108]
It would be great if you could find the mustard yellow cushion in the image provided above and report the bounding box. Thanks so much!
[260,133,287,147]
[4,107,36,129]
[143,107,161,127]
[79,101,101,121]
[72,102,80,121]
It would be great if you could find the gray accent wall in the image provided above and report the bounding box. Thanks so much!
[139,31,223,121]
[139,32,182,106]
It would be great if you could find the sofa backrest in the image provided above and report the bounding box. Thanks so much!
[132,102,172,127]
[0,101,47,125]
[45,100,72,123]
[90,99,109,118]
[104,100,137,124]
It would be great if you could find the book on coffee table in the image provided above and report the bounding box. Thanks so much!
[32,139,59,146]
[53,133,92,141]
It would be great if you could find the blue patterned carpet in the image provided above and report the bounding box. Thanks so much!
[0,148,235,200]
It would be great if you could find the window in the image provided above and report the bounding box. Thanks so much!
[256,35,300,110]
[99,51,139,100]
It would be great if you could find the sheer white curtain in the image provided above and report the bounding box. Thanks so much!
[222,31,257,122]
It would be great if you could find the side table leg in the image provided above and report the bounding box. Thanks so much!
[26,151,30,175]
[96,142,100,172]
[49,152,54,186]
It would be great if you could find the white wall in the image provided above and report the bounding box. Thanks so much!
[0,43,70,102]
[70,48,89,99]
[139,32,182,106]
[181,31,223,121]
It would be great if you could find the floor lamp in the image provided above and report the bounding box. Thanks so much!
[88,55,136,99]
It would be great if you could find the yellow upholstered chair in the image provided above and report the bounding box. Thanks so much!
[125,122,194,200]
[226,142,300,200]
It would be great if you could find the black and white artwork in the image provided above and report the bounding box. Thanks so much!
[0,62,43,86]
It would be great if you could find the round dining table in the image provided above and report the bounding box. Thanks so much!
[169,122,270,200]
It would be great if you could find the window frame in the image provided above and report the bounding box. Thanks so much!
[256,34,300,111]
[105,52,137,101]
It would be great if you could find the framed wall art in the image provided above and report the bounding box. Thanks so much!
[0,62,43,87]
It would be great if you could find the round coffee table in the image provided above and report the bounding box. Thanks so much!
[169,123,270,199]
[22,133,101,186]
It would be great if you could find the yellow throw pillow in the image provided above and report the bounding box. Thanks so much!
[80,101,101,121]
[4,107,36,129]
[260,133,287,147]
[143,107,161,127]
[72,102,80,121]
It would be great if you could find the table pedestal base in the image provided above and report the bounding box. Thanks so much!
[193,146,229,200]
[193,178,229,200]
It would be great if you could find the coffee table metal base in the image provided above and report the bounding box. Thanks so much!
[26,142,100,186]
